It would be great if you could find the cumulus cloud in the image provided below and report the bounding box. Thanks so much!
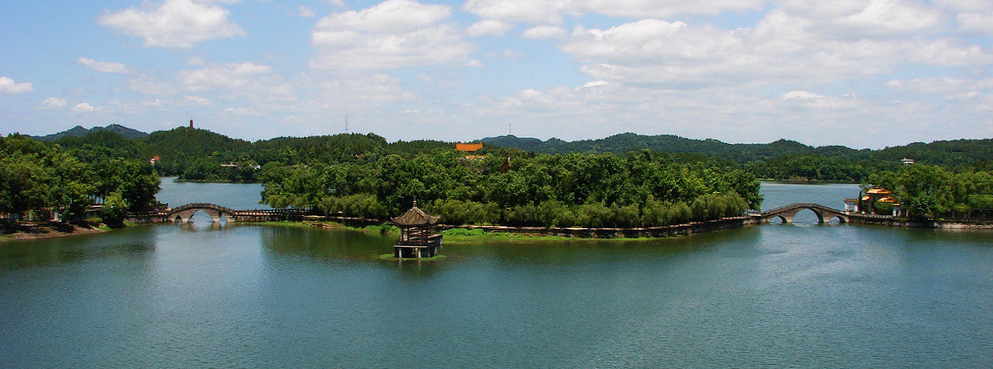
[314,73,416,108]
[176,62,272,91]
[223,107,260,115]
[556,6,993,89]
[0,77,33,94]
[836,0,945,38]
[99,0,245,48]
[779,90,858,109]
[466,19,512,37]
[297,6,316,18]
[522,26,567,40]
[72,103,97,112]
[310,0,472,69]
[175,61,295,107]
[502,49,524,59]
[463,0,570,24]
[78,57,130,74]
[129,73,177,95]
[41,97,67,109]
[574,0,766,18]
[957,12,993,34]
[887,77,993,97]
[463,0,765,24]
[184,95,213,106]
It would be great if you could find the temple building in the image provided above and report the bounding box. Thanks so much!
[391,201,443,259]
[861,187,902,216]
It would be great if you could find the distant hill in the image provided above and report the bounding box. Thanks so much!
[32,124,148,141]
[480,133,827,163]
[479,133,993,169]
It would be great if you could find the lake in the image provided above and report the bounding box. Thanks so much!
[1,181,991,368]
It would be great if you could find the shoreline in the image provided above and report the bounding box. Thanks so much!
[1,222,106,243]
[6,215,993,245]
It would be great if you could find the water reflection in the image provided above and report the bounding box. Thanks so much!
[0,229,155,270]
[256,225,394,262]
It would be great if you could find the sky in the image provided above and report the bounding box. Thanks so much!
[1,0,992,148]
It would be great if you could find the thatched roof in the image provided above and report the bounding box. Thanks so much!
[391,201,440,226]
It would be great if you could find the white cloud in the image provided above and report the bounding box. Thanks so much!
[310,0,472,69]
[779,90,858,109]
[957,12,993,34]
[466,19,512,37]
[838,0,945,37]
[463,0,570,24]
[314,73,415,107]
[175,61,296,109]
[556,9,993,90]
[575,0,765,18]
[184,95,213,106]
[316,0,450,33]
[223,107,260,115]
[129,73,177,95]
[144,98,166,109]
[297,6,316,18]
[502,49,524,59]
[41,97,67,109]
[72,103,97,112]
[465,59,485,68]
[886,77,993,98]
[77,57,130,74]
[522,26,567,40]
[463,0,766,24]
[176,62,272,91]
[0,77,33,94]
[99,0,245,48]
[934,0,993,13]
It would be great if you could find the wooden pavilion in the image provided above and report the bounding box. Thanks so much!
[391,201,443,258]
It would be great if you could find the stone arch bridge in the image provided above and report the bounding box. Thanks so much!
[165,203,238,223]
[759,203,849,224]
[162,203,306,223]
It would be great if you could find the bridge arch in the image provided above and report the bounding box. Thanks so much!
[165,203,237,224]
[760,203,848,225]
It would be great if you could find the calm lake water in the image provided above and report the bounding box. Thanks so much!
[2,182,992,368]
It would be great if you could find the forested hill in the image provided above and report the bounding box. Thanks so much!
[31,124,148,141]
[20,124,993,182]
[481,133,871,163]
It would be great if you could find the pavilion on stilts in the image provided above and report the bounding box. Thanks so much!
[391,201,443,258]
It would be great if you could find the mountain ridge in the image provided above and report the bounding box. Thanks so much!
[31,124,148,141]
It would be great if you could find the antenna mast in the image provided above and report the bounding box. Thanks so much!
[345,115,349,134]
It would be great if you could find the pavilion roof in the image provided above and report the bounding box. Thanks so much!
[391,202,440,226]
[867,187,892,195]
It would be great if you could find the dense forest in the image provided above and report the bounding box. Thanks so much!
[0,134,159,226]
[866,165,993,220]
[34,125,993,183]
[259,149,761,227]
[11,124,993,225]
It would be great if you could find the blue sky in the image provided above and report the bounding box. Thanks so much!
[1,0,992,148]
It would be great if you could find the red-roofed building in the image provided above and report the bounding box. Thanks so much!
[456,142,483,152]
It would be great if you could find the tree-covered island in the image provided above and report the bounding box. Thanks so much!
[258,149,761,228]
